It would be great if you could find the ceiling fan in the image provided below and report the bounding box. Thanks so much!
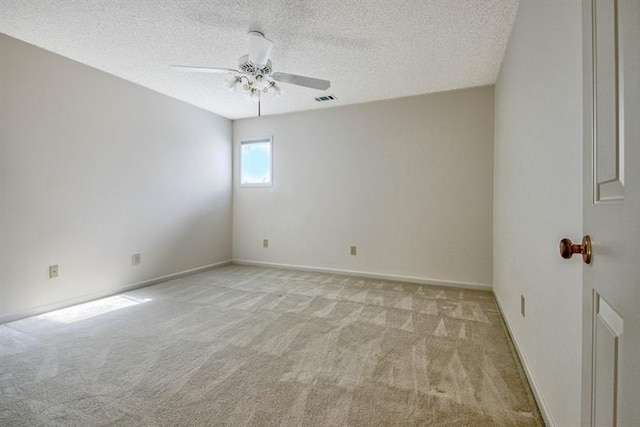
[172,31,331,117]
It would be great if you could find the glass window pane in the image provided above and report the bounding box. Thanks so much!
[240,138,271,186]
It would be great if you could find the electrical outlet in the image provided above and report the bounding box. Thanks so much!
[350,245,357,256]
[49,265,59,278]
[132,253,141,266]
[521,295,526,317]
[263,239,269,248]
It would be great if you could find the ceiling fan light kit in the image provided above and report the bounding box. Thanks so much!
[172,31,330,117]
[225,72,282,100]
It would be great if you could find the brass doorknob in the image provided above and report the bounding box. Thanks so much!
[559,235,592,264]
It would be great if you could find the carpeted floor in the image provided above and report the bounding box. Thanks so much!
[1,265,542,426]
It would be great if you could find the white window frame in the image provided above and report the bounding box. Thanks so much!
[239,136,273,187]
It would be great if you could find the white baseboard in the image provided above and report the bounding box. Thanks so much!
[493,293,555,427]
[0,260,232,325]
[232,259,492,291]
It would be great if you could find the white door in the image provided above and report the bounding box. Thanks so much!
[581,0,640,425]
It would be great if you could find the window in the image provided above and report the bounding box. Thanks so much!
[240,137,272,186]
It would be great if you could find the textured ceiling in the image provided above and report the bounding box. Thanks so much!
[0,0,519,119]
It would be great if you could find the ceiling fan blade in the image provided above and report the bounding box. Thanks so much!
[247,31,274,66]
[272,72,331,91]
[171,65,238,74]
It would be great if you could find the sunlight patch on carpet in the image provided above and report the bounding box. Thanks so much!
[37,295,151,324]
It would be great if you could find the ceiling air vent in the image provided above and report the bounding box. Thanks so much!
[314,95,337,102]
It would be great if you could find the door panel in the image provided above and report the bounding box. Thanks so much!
[582,0,640,426]
[592,292,623,426]
[593,0,624,203]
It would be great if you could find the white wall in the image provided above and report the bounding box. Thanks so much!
[493,1,583,425]
[0,34,232,322]
[233,87,494,288]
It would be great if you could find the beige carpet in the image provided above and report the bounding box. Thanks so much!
[1,265,542,426]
